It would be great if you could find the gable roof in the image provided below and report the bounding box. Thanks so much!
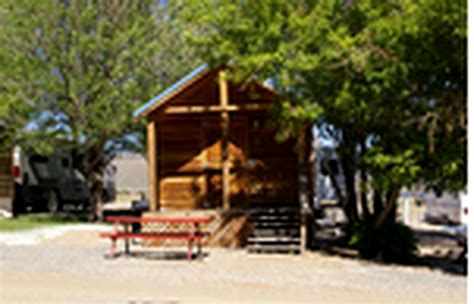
[133,64,209,117]
[134,64,281,118]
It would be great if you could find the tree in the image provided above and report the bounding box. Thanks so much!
[0,0,199,219]
[175,0,466,260]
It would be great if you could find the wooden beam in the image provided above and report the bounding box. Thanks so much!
[219,70,230,210]
[296,131,308,253]
[304,125,316,251]
[147,119,159,211]
[164,103,268,114]
[305,126,316,207]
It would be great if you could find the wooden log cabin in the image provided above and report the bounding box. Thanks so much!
[134,65,314,252]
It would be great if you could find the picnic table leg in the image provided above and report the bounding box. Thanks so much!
[124,224,130,255]
[187,222,194,261]
[187,239,193,261]
[109,238,117,259]
[196,223,202,258]
[109,220,118,259]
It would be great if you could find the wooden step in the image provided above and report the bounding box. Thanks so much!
[247,206,302,255]
[250,229,300,237]
[250,206,299,212]
[250,209,300,216]
[250,215,300,221]
[252,222,300,228]
[247,244,301,254]
[248,236,300,243]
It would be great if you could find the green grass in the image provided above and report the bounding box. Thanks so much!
[0,213,83,232]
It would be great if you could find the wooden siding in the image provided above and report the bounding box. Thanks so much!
[156,115,297,210]
[146,69,298,210]
[170,70,220,107]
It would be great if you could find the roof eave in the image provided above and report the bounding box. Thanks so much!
[133,63,209,118]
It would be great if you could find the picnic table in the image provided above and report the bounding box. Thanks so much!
[100,216,212,261]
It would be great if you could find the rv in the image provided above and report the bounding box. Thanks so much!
[11,146,91,215]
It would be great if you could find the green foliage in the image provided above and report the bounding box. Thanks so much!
[348,219,418,264]
[0,1,200,218]
[0,0,466,222]
[0,0,198,157]
[176,0,466,195]
[364,149,422,191]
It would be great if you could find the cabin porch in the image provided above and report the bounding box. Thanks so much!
[135,65,315,252]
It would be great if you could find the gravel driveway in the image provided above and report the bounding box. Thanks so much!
[0,225,467,303]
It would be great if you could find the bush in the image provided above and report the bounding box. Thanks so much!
[348,219,418,264]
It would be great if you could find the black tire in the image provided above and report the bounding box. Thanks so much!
[12,184,24,217]
[47,191,62,213]
[12,196,24,217]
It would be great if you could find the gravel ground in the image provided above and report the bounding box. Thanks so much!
[0,225,467,304]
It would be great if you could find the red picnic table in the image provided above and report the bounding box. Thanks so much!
[100,216,212,261]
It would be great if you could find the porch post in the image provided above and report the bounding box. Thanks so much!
[147,118,159,211]
[304,125,316,250]
[297,131,309,253]
[219,70,230,210]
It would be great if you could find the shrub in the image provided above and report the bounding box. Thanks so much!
[348,219,418,264]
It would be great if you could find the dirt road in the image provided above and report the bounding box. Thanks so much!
[0,226,467,303]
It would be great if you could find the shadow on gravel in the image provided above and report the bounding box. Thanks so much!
[49,211,90,222]
[109,250,210,261]
[311,227,467,277]
[18,208,91,222]
[412,229,467,276]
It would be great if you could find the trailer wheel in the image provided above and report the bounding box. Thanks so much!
[12,184,24,217]
[12,195,24,217]
[47,191,62,213]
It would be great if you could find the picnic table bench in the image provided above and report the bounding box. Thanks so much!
[100,216,212,261]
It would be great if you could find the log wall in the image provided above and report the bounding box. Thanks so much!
[156,114,298,210]
[146,69,299,210]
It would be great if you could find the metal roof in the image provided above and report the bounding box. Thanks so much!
[133,64,209,117]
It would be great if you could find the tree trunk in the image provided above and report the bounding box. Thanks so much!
[385,189,398,223]
[374,187,401,229]
[341,157,358,223]
[360,171,370,219]
[359,139,370,219]
[373,190,383,217]
[339,130,358,223]
[77,145,107,222]
[327,168,345,207]
[89,170,104,221]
